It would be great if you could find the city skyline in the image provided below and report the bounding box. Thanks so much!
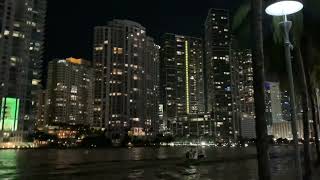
[43,1,320,95]
[44,0,243,61]
[0,0,314,140]
[1,1,320,179]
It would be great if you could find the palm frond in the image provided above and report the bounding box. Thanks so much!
[272,16,283,45]
[232,0,250,32]
[291,11,304,46]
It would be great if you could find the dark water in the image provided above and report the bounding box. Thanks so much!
[0,146,318,180]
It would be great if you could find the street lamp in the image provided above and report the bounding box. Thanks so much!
[265,1,303,16]
[265,1,303,180]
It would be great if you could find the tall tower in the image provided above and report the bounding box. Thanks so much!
[45,58,94,126]
[205,9,234,141]
[93,20,159,138]
[265,82,282,124]
[144,37,160,136]
[0,0,47,131]
[232,49,255,139]
[160,33,205,135]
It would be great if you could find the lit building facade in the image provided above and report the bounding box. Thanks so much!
[45,58,94,126]
[93,20,159,138]
[232,49,255,139]
[160,33,205,135]
[144,37,160,136]
[281,90,291,121]
[205,9,235,141]
[265,82,282,125]
[272,120,304,140]
[35,90,46,130]
[0,0,46,131]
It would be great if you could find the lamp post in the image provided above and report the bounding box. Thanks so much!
[265,1,303,180]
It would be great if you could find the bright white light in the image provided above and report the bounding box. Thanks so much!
[201,141,207,146]
[265,1,303,16]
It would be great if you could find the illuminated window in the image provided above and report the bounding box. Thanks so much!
[71,95,77,101]
[10,57,16,62]
[113,47,123,54]
[32,79,40,85]
[71,86,77,94]
[95,46,103,51]
[177,51,183,55]
[4,30,10,36]
[12,31,19,37]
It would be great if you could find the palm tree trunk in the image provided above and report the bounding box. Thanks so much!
[251,0,271,179]
[310,89,320,164]
[296,47,312,179]
[303,36,320,165]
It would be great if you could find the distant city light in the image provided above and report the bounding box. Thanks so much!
[201,141,207,146]
[265,1,303,16]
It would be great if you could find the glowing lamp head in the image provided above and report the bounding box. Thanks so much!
[265,0,303,16]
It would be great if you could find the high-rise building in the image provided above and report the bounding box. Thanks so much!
[265,82,282,123]
[93,20,159,138]
[265,81,283,135]
[45,58,94,126]
[281,90,291,121]
[232,49,255,139]
[205,9,235,140]
[0,0,46,131]
[144,37,160,136]
[35,90,46,129]
[160,33,205,135]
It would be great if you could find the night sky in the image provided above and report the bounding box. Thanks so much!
[44,0,241,61]
[44,0,320,88]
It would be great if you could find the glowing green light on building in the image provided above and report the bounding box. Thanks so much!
[185,41,190,114]
[0,97,20,131]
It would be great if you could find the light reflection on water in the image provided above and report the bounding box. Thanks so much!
[0,146,318,180]
[0,150,17,179]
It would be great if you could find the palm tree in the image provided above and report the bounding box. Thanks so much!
[307,45,320,165]
[301,0,320,165]
[233,0,320,174]
[273,11,313,179]
[251,0,271,179]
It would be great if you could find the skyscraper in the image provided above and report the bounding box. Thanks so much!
[265,82,282,123]
[232,49,255,139]
[45,58,94,126]
[144,37,160,136]
[160,33,205,135]
[281,90,291,121]
[35,90,46,129]
[93,20,159,138]
[205,9,234,140]
[0,0,47,131]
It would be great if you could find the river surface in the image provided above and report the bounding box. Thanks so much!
[0,146,319,180]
